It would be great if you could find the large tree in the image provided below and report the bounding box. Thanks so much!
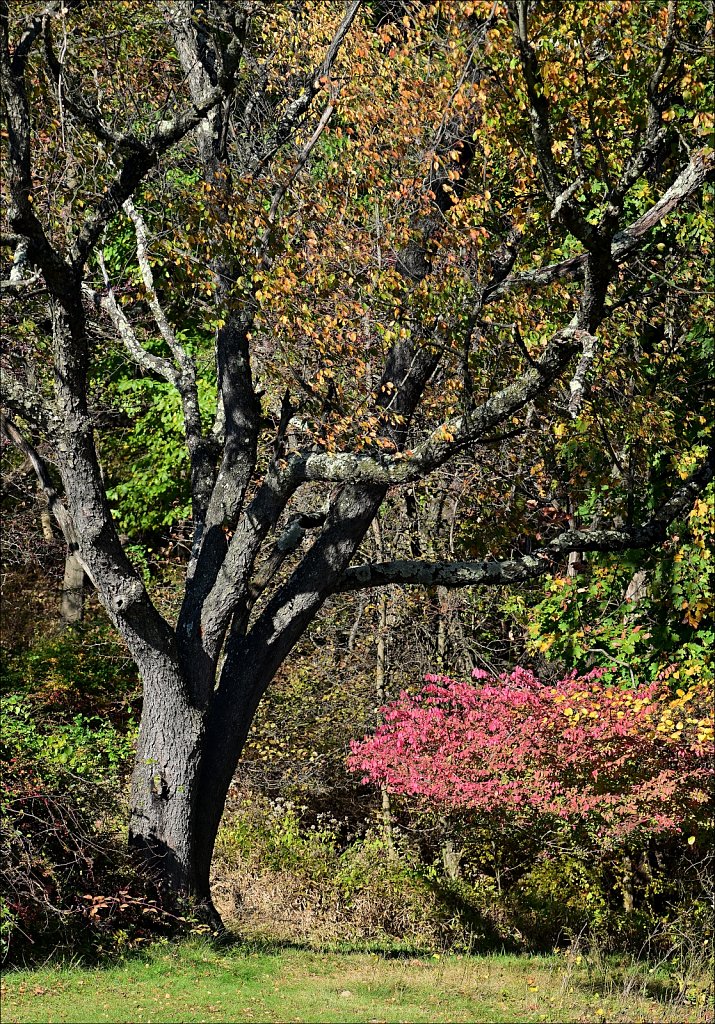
[2,0,712,923]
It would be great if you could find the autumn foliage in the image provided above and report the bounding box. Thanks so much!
[349,669,714,845]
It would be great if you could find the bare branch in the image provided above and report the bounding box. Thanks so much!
[258,93,337,264]
[42,15,118,148]
[121,198,195,380]
[646,1,679,142]
[88,261,178,384]
[1,235,39,293]
[506,0,594,245]
[1,7,74,291]
[119,198,216,544]
[8,1,64,67]
[257,1,362,167]
[0,271,41,295]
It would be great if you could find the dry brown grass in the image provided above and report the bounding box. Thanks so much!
[211,859,447,946]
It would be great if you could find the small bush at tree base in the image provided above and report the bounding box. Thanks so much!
[0,755,199,963]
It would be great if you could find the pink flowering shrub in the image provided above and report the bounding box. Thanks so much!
[348,668,713,844]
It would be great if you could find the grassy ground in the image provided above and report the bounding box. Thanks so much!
[2,939,712,1024]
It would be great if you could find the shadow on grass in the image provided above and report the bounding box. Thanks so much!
[3,926,513,975]
[214,933,445,959]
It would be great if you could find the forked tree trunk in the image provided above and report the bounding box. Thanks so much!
[191,664,269,916]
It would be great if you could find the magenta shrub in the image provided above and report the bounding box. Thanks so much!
[348,668,713,844]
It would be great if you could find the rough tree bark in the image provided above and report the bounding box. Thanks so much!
[1,1,713,925]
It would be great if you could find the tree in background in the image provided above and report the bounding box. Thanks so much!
[1,0,712,924]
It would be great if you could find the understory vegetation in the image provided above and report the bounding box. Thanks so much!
[1,559,712,1003]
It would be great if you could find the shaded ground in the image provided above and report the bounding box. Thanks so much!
[2,940,712,1023]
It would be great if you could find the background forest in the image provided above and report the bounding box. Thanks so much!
[0,2,713,1012]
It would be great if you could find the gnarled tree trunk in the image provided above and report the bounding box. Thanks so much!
[129,680,204,894]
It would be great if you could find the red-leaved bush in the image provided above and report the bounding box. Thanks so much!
[348,668,714,844]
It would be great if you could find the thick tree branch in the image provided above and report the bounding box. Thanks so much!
[157,0,249,170]
[337,452,714,591]
[1,4,74,292]
[121,199,195,377]
[195,457,303,664]
[0,271,41,296]
[168,4,362,671]
[195,309,260,538]
[44,291,178,656]
[293,326,586,486]
[227,510,328,639]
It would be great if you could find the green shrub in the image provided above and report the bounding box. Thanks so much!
[0,619,140,727]
[1,691,135,783]
[507,854,610,947]
[0,621,149,962]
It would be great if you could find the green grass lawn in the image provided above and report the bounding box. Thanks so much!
[1,940,711,1024]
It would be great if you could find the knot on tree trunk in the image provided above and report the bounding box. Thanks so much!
[112,578,144,614]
